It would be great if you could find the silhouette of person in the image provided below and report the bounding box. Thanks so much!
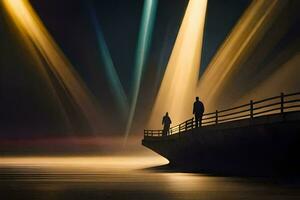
[193,97,204,127]
[162,112,172,136]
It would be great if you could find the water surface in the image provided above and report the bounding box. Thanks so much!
[0,156,299,200]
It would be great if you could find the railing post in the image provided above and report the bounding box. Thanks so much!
[215,110,218,124]
[281,92,284,114]
[185,121,187,131]
[193,118,195,129]
[250,100,253,118]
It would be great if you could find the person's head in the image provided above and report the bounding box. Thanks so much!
[166,112,169,116]
[196,96,199,101]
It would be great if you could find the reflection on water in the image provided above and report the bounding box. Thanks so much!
[0,156,300,200]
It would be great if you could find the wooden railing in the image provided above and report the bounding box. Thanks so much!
[144,92,300,138]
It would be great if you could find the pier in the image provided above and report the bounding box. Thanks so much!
[142,92,300,175]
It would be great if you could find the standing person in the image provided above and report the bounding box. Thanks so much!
[193,97,205,127]
[162,112,172,136]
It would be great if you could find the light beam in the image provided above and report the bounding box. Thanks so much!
[148,0,208,128]
[125,0,158,142]
[2,0,103,133]
[89,6,129,119]
[197,0,287,111]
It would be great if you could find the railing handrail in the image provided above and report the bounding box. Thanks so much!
[144,92,300,137]
[218,102,251,113]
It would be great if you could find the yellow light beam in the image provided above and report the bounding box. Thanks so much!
[148,0,208,128]
[197,0,287,112]
[2,0,103,133]
[239,53,300,105]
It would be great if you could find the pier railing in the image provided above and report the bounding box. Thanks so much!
[144,92,300,137]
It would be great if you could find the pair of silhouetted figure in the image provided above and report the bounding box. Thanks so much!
[162,97,205,136]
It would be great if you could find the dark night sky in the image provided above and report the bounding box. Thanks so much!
[0,0,251,138]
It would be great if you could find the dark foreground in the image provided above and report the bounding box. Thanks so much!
[1,156,300,200]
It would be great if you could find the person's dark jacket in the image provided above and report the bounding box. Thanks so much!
[162,116,172,126]
[193,101,204,116]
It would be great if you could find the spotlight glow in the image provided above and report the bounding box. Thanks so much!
[0,156,168,171]
[1,0,103,132]
[148,0,208,128]
[240,53,300,103]
[90,7,129,118]
[125,0,158,141]
[197,0,287,111]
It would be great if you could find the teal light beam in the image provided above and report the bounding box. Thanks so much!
[125,0,158,143]
[89,6,129,118]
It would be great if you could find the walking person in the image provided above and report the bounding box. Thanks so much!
[193,97,205,127]
[162,112,172,136]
